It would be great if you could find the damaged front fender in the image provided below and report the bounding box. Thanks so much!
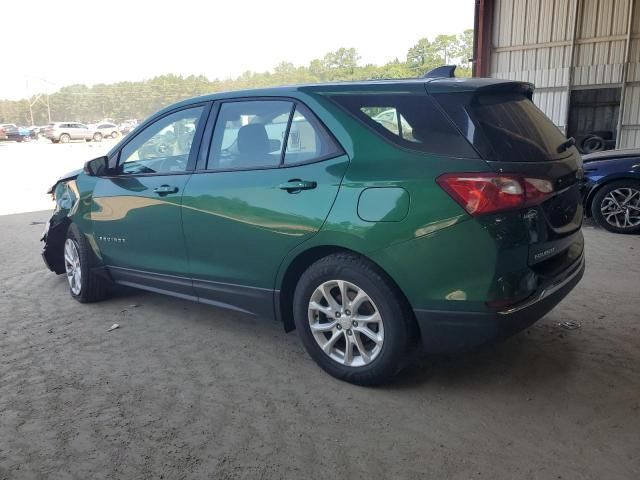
[41,178,80,274]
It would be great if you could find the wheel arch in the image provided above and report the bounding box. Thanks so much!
[276,245,416,335]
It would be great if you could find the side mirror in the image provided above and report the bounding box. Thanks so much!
[83,156,110,176]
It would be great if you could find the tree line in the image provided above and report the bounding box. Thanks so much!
[0,30,472,125]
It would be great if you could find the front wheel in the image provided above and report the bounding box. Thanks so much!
[293,253,413,385]
[592,180,640,234]
[64,224,109,302]
[93,132,103,142]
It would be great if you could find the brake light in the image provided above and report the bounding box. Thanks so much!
[437,173,553,216]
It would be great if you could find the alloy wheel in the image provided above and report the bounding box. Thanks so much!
[600,187,640,229]
[308,280,384,367]
[64,239,82,295]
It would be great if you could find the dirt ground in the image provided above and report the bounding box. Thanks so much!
[0,211,638,480]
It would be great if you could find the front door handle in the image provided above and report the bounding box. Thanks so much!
[278,179,317,193]
[153,185,179,195]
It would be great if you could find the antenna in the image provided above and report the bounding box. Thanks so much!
[423,65,457,79]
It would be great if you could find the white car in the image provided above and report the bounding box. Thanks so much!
[90,122,120,141]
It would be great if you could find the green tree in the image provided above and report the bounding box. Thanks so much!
[406,38,439,75]
[0,30,474,124]
[431,34,460,65]
[458,29,474,67]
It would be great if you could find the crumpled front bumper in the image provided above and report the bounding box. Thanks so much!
[41,217,70,274]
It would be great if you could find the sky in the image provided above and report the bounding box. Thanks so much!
[2,0,474,100]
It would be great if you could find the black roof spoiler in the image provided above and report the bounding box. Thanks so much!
[423,65,456,78]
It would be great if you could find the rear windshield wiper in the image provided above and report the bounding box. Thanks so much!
[557,137,575,154]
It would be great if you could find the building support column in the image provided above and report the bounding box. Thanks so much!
[616,0,635,149]
[473,0,494,77]
[563,0,581,136]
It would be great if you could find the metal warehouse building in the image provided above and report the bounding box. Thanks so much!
[473,0,640,151]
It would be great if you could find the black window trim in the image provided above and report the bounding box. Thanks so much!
[195,95,346,174]
[105,101,213,178]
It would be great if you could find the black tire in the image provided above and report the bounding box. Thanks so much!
[111,131,119,139]
[65,224,109,302]
[591,179,640,234]
[59,133,71,144]
[51,139,59,144]
[580,135,605,154]
[293,253,413,386]
[93,132,103,142]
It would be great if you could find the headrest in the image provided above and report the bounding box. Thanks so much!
[237,123,269,155]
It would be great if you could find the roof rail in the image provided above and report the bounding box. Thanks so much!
[423,65,457,79]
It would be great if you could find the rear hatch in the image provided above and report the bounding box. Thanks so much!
[430,83,583,276]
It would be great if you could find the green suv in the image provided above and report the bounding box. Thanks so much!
[42,77,585,385]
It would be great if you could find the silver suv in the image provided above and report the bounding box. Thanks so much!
[45,122,96,143]
[91,122,120,141]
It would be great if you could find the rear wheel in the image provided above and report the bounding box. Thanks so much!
[592,180,640,234]
[111,131,119,139]
[293,253,412,385]
[59,133,70,144]
[93,132,103,142]
[65,224,109,302]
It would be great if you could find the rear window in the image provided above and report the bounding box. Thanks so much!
[433,92,569,162]
[329,94,477,157]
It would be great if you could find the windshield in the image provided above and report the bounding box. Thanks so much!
[434,92,570,162]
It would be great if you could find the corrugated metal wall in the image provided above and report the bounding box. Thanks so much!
[621,4,640,146]
[488,0,640,148]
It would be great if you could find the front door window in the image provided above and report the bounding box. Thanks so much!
[118,107,204,175]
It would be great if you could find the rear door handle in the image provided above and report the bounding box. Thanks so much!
[153,185,179,195]
[278,179,317,193]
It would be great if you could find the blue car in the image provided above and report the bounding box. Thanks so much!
[582,149,640,233]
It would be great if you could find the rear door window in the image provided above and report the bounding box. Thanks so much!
[330,93,477,157]
[284,104,343,164]
[207,100,344,170]
[208,100,293,170]
[433,92,569,162]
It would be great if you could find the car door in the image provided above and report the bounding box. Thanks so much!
[91,104,209,296]
[71,123,83,140]
[181,99,349,317]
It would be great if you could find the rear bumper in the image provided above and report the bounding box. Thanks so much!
[415,253,585,353]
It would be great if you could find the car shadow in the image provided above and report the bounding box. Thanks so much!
[388,323,578,392]
[74,282,581,393]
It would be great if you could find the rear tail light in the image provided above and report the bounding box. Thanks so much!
[437,173,554,216]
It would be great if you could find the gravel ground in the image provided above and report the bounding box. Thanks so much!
[0,212,638,480]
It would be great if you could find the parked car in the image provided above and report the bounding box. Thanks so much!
[582,149,640,233]
[29,125,48,139]
[118,120,138,135]
[372,108,414,139]
[44,122,97,143]
[91,122,120,141]
[41,76,585,385]
[0,124,30,142]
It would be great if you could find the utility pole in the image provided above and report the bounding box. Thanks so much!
[26,78,34,125]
